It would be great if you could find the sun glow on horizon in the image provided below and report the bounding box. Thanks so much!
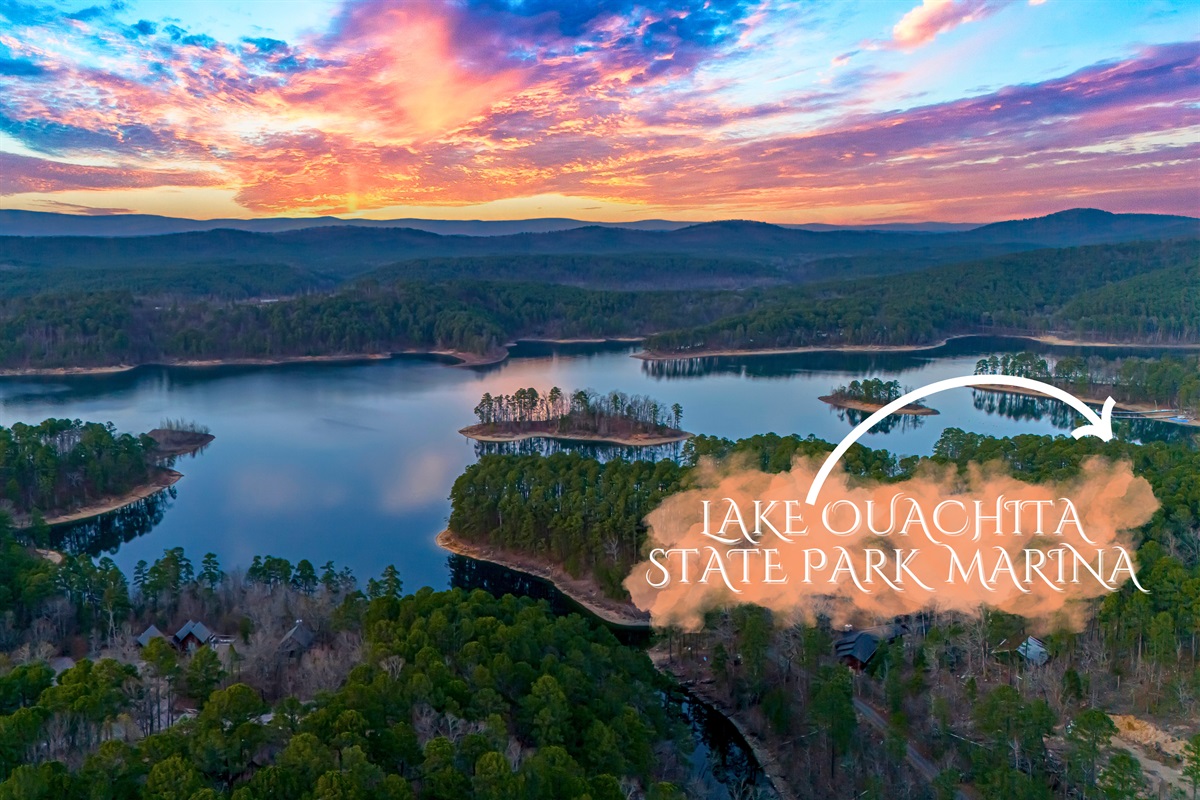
[0,0,1197,222]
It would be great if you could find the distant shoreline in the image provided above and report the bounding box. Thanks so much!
[0,350,499,376]
[634,334,1200,361]
[435,529,650,628]
[818,395,938,416]
[459,423,692,446]
[2,334,1197,377]
[0,340,644,376]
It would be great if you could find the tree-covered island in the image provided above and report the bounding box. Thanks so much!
[461,388,689,446]
[819,378,937,416]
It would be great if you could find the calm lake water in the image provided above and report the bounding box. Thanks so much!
[0,336,1191,587]
[1,335,1193,798]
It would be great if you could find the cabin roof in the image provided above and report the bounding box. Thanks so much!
[834,623,908,666]
[835,631,881,665]
[174,620,214,644]
[279,619,315,651]
[1017,635,1049,665]
[136,624,167,647]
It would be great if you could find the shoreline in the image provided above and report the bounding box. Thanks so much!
[818,395,938,416]
[434,529,793,796]
[3,334,1197,376]
[0,350,507,377]
[973,384,1198,427]
[634,334,1200,361]
[20,468,183,529]
[435,529,650,627]
[510,336,646,345]
[459,423,692,446]
[650,645,798,800]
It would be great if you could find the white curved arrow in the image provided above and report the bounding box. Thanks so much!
[804,375,1116,505]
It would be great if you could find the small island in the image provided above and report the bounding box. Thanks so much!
[820,378,938,415]
[145,418,216,457]
[3,418,214,533]
[460,387,691,446]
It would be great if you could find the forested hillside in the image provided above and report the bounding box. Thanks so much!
[0,209,1194,298]
[645,239,1200,353]
[448,429,1200,799]
[0,529,696,800]
[0,239,1195,371]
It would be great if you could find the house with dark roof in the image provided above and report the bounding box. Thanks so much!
[136,624,168,648]
[1017,635,1050,666]
[278,619,315,659]
[834,623,908,670]
[173,620,216,652]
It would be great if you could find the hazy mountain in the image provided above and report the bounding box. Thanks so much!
[0,209,1193,293]
[6,207,1186,239]
[952,208,1200,246]
[0,210,694,237]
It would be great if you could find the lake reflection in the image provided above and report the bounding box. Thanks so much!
[0,337,1192,587]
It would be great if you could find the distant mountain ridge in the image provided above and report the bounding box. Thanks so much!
[0,208,1194,293]
[1,208,1155,238]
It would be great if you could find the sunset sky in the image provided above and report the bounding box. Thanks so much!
[1,0,1196,222]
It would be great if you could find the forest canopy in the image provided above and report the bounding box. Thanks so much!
[0,240,1195,370]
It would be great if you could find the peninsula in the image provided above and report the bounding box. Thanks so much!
[5,419,214,530]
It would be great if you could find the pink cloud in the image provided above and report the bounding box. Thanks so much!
[891,0,1012,50]
[0,152,222,194]
[0,2,1195,221]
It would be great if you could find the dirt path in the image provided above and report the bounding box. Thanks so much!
[853,698,977,800]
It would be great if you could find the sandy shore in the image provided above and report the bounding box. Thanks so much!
[818,395,939,416]
[436,529,650,627]
[0,353,397,377]
[421,349,510,367]
[1029,335,1200,350]
[634,339,962,361]
[0,350,514,376]
[18,468,184,529]
[459,423,692,446]
[171,354,394,368]
[512,336,646,345]
[0,364,140,377]
[635,334,1200,361]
